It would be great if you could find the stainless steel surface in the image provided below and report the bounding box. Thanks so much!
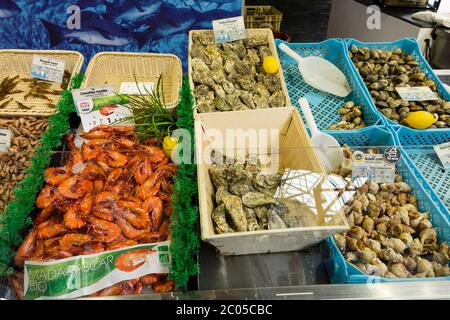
[198,242,328,290]
[82,281,450,300]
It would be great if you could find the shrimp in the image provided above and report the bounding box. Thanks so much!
[89,217,121,242]
[114,248,154,272]
[105,168,124,187]
[45,247,73,260]
[80,128,110,139]
[152,278,175,293]
[34,205,57,224]
[80,192,93,213]
[11,273,24,300]
[134,281,143,295]
[36,220,67,239]
[81,139,109,161]
[93,180,105,194]
[58,176,93,199]
[63,207,86,229]
[128,155,152,185]
[92,283,123,297]
[15,230,37,267]
[107,239,138,250]
[96,161,111,175]
[143,196,163,232]
[113,136,136,149]
[31,240,45,261]
[140,274,160,286]
[44,167,70,186]
[139,232,165,243]
[81,162,105,180]
[119,208,148,229]
[116,214,145,240]
[93,191,119,221]
[159,219,170,238]
[35,185,58,209]
[138,145,166,163]
[98,150,128,168]
[59,234,92,254]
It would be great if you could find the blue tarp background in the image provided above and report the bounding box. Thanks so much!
[0,0,242,70]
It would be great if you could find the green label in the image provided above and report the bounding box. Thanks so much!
[24,241,170,300]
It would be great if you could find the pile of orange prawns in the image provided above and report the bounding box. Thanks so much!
[12,125,177,298]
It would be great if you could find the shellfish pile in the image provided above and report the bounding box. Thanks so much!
[0,116,48,212]
[349,45,450,128]
[328,101,366,130]
[191,32,286,113]
[333,146,450,278]
[12,125,176,299]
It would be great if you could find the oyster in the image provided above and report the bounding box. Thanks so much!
[245,36,267,48]
[254,205,269,229]
[241,192,278,208]
[243,206,261,231]
[268,90,285,108]
[253,95,270,109]
[268,207,287,229]
[258,45,272,59]
[216,187,247,232]
[212,96,231,112]
[194,84,211,98]
[263,74,281,93]
[212,204,234,234]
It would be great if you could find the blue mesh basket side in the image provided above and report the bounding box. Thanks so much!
[275,39,382,131]
[343,38,450,130]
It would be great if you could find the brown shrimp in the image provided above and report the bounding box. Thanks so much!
[93,180,105,194]
[93,191,119,221]
[58,176,93,199]
[63,207,86,229]
[89,217,121,242]
[44,167,70,186]
[36,220,67,239]
[140,274,161,286]
[92,283,123,297]
[116,214,145,240]
[34,205,57,224]
[81,139,109,161]
[114,248,154,272]
[80,192,93,213]
[66,133,84,172]
[98,150,128,168]
[82,241,105,255]
[107,239,138,250]
[152,278,175,293]
[59,234,92,254]
[81,162,106,180]
[143,196,163,232]
[35,185,58,209]
[11,273,24,300]
[15,230,37,267]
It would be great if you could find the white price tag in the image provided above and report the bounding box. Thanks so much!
[119,82,154,95]
[212,16,246,43]
[0,129,11,152]
[433,142,450,170]
[352,152,396,184]
[72,85,133,132]
[30,55,65,84]
[395,86,439,101]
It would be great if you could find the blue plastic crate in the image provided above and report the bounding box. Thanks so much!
[275,39,383,131]
[324,127,450,284]
[344,38,450,130]
[390,125,450,217]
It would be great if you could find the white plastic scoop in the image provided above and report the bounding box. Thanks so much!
[299,98,344,173]
[279,43,351,97]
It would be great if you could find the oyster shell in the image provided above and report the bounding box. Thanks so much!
[212,204,234,234]
[216,187,247,232]
[245,36,267,48]
[268,207,287,229]
[269,90,285,108]
[241,192,278,208]
[254,205,269,229]
[243,206,261,231]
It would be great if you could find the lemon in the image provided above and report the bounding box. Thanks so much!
[163,136,178,158]
[263,56,279,74]
[404,111,437,129]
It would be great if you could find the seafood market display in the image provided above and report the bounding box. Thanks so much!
[328,101,366,130]
[0,72,71,111]
[0,117,48,212]
[190,31,287,113]
[209,158,289,233]
[349,45,450,128]
[12,125,176,298]
[332,146,450,278]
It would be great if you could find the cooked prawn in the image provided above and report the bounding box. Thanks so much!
[58,176,93,199]
[11,273,24,300]
[114,248,154,272]
[152,278,175,293]
[93,191,119,221]
[44,167,70,186]
[93,180,104,194]
[92,283,123,297]
[81,162,105,180]
[98,150,128,168]
[140,274,160,286]
[66,133,84,173]
[82,241,105,255]
[80,192,93,213]
[35,185,58,209]
[107,239,138,250]
[59,234,92,254]
[143,196,163,232]
[116,214,145,240]
[34,205,57,224]
[134,281,143,295]
[128,155,152,185]
[63,207,86,229]
[81,139,109,161]
[15,230,37,267]
[36,220,67,239]
[89,217,121,242]
[119,208,148,229]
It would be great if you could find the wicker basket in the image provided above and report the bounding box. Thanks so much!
[188,29,291,116]
[0,50,84,117]
[82,52,182,110]
[244,6,283,32]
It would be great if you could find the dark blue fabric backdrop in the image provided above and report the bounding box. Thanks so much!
[0,0,242,70]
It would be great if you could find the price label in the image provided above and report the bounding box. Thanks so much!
[0,129,11,152]
[352,151,396,184]
[30,55,65,84]
[212,16,246,43]
[395,86,439,101]
[433,142,450,170]
[72,85,133,132]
